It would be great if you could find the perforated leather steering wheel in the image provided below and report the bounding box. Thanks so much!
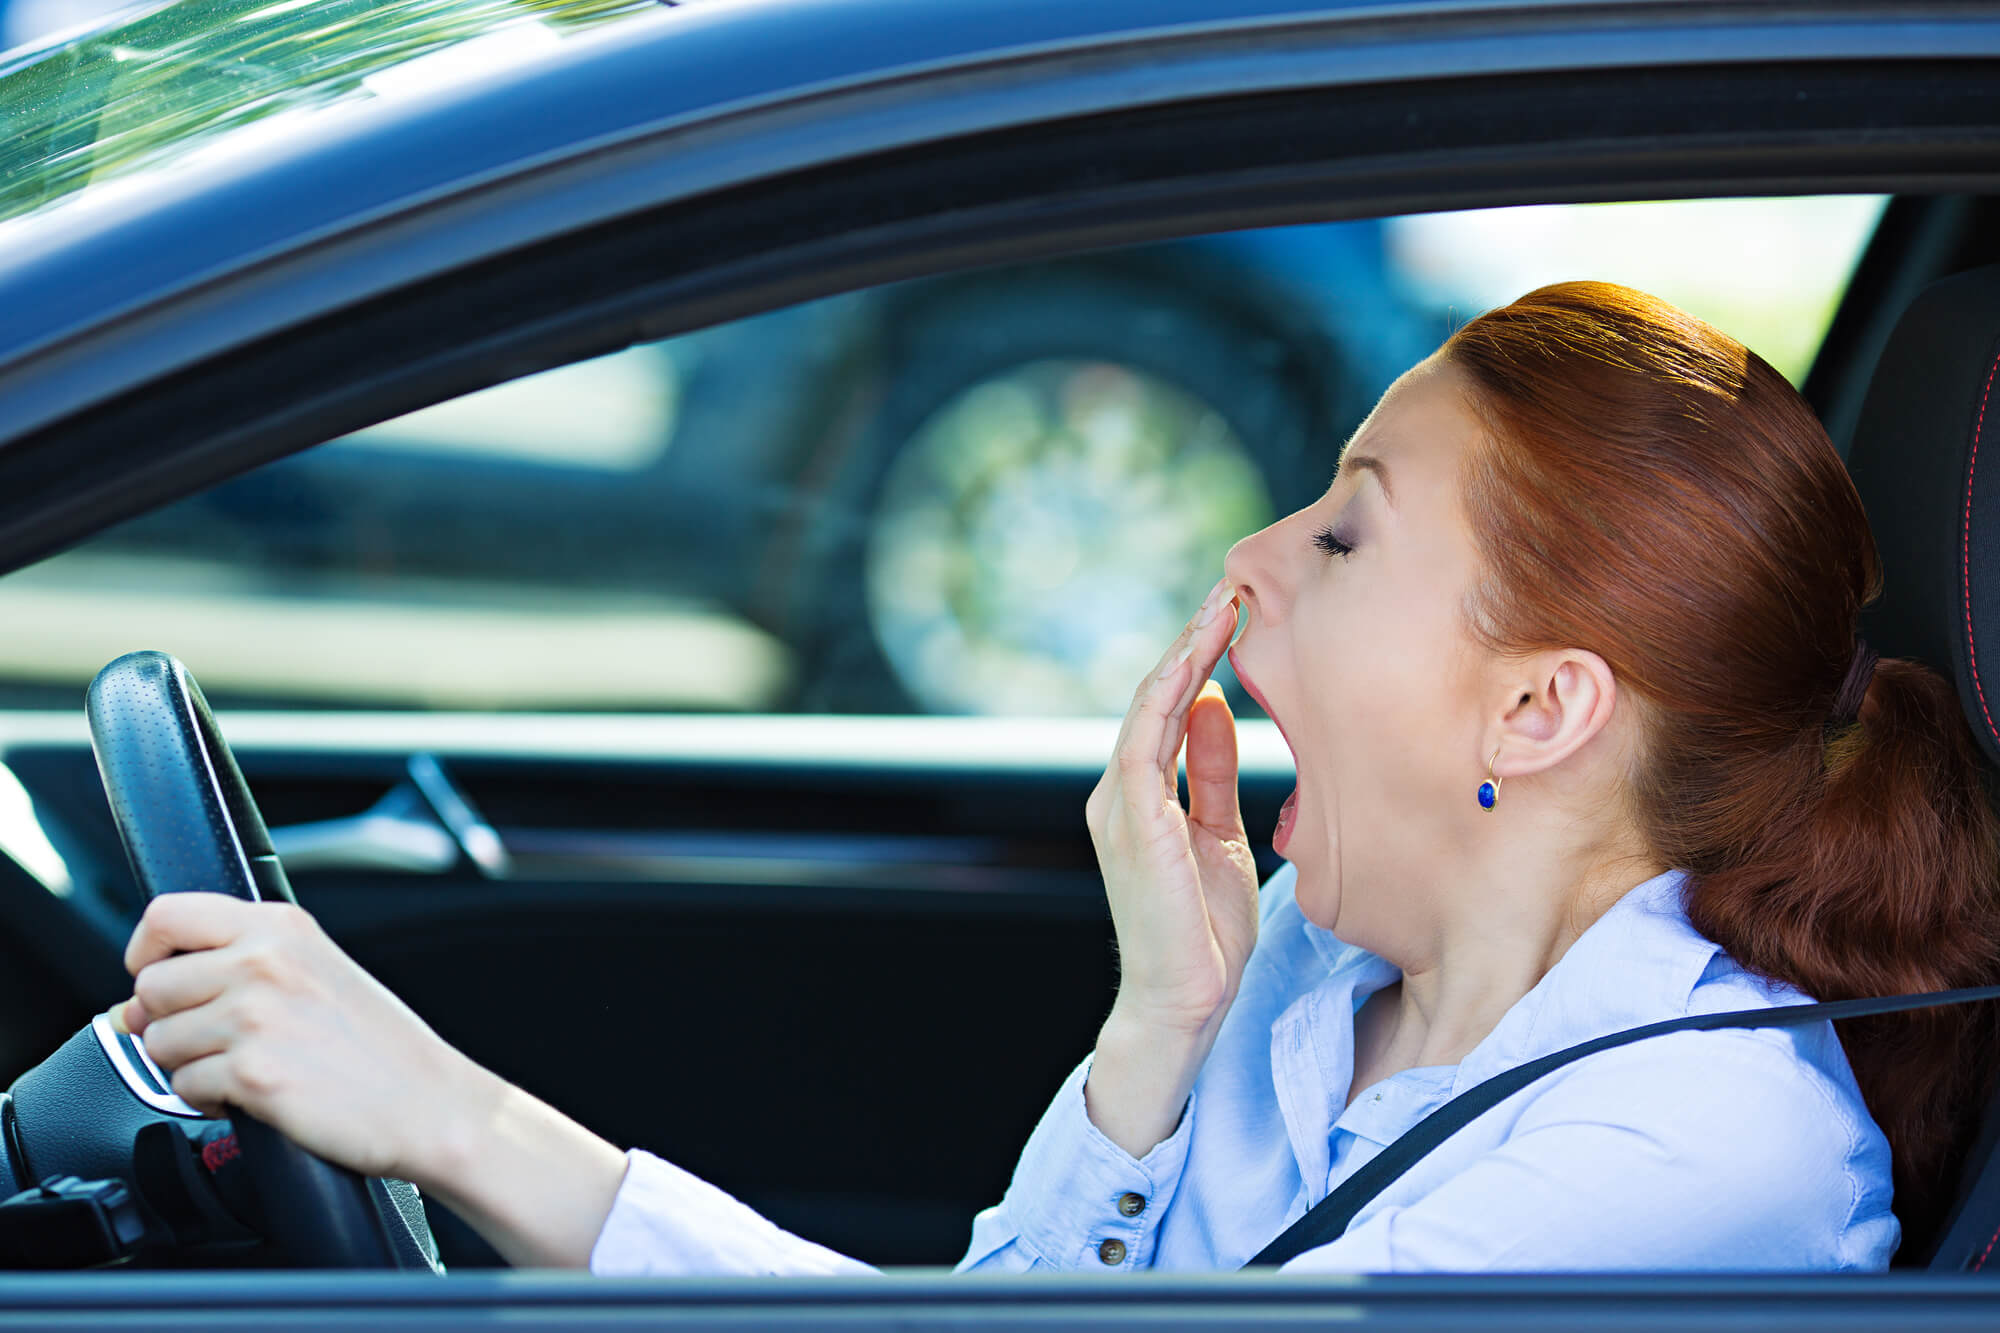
[85,650,407,1268]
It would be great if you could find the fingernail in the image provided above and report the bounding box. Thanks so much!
[1156,642,1194,681]
[107,999,130,1035]
[1195,579,1232,627]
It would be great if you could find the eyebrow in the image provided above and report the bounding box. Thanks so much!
[1338,452,1396,506]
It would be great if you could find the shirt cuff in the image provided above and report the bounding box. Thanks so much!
[589,1149,876,1277]
[997,1055,1196,1269]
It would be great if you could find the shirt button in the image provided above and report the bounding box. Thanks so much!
[1097,1238,1127,1266]
[1117,1192,1147,1217]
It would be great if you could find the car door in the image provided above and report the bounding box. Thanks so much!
[0,0,1997,1318]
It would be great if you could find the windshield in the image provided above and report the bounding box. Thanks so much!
[0,0,661,225]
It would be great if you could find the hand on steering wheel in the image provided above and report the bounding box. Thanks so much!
[116,892,482,1186]
[85,650,436,1267]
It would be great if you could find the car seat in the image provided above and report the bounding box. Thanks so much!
[1843,259,2000,1271]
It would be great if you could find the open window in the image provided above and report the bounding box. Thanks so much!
[0,193,1901,1271]
[0,197,1887,721]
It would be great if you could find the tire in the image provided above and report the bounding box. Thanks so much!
[790,263,1350,715]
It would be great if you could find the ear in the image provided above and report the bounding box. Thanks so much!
[1488,650,1617,779]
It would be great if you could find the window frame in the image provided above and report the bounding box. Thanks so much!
[5,1266,1999,1325]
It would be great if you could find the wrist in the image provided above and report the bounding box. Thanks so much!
[402,1047,509,1198]
[405,1054,629,1268]
[1086,1009,1214,1159]
[1105,980,1236,1047]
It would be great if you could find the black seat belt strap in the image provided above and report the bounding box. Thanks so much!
[1244,983,2000,1268]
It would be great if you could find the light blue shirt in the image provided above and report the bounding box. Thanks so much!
[590,865,1899,1275]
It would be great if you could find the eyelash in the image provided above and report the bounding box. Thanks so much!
[1312,525,1354,558]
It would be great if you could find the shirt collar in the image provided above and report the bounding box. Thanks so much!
[1453,867,1719,1091]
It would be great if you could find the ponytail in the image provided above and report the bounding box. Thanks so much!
[1684,660,2000,1250]
[1444,282,2000,1253]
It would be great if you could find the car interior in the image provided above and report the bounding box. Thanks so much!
[0,179,1998,1280]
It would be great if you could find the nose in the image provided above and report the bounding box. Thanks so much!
[1224,511,1297,630]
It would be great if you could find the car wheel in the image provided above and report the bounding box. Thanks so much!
[792,266,1343,715]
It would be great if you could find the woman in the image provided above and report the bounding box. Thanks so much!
[112,281,2000,1273]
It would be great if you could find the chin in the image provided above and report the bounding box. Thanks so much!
[1288,856,1343,932]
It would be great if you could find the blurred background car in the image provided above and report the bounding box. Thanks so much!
[72,221,1440,715]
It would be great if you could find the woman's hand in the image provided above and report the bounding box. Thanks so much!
[1082,577,1260,1156]
[1087,576,1260,1034]
[117,893,484,1183]
[116,893,630,1268]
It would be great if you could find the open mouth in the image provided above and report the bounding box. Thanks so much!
[1228,645,1301,856]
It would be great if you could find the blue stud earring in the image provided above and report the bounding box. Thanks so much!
[1477,747,1502,812]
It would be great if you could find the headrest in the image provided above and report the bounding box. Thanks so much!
[1846,263,2000,771]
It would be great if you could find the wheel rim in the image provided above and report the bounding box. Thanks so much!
[866,359,1275,715]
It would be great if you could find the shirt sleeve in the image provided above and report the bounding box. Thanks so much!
[956,1054,1199,1272]
[589,1149,878,1277]
[1277,1029,1898,1274]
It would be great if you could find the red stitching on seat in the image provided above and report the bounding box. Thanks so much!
[1963,350,2000,750]
[1973,1216,2000,1271]
[1955,350,2000,1276]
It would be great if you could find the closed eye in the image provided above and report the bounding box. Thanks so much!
[1312,525,1353,558]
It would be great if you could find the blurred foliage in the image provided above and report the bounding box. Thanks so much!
[0,0,658,224]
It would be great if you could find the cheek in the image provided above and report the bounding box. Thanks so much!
[1286,576,1470,932]
[1292,567,1469,800]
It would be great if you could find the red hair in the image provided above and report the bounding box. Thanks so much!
[1444,281,2000,1254]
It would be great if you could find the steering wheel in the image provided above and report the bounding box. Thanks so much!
[79,650,422,1268]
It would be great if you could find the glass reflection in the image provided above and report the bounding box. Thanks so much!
[0,0,656,224]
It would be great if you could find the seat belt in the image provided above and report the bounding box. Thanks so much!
[1244,983,2000,1268]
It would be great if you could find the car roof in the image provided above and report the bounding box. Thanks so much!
[0,0,1987,384]
[0,0,1439,294]
[0,0,1329,364]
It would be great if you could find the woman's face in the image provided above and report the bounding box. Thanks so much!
[1224,356,1497,941]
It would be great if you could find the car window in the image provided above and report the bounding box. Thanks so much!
[0,194,1888,716]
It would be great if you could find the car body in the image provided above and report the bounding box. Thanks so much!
[0,0,1997,1327]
